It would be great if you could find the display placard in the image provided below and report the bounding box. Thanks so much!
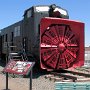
[3,60,35,75]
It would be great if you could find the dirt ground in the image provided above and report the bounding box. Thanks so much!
[0,74,55,90]
[0,62,55,90]
[0,74,27,90]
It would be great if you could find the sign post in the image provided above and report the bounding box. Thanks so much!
[30,69,32,90]
[30,62,35,90]
[4,42,10,90]
[6,72,9,90]
[5,53,9,90]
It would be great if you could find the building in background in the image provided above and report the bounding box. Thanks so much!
[85,47,90,67]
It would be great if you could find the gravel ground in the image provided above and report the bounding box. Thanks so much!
[0,62,55,90]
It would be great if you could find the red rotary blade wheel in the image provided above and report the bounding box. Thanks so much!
[41,24,79,69]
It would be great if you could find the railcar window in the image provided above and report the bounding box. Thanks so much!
[27,10,32,18]
[14,26,20,37]
[5,34,8,42]
[11,32,14,41]
[54,7,67,16]
[36,6,49,12]
[2,35,4,43]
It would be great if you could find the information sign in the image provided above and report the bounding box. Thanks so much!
[3,60,35,75]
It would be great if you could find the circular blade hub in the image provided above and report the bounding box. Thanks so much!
[58,43,66,52]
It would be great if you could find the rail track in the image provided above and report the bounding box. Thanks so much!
[44,68,90,82]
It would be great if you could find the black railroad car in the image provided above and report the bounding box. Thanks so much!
[0,4,84,71]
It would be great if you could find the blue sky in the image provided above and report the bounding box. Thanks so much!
[0,0,90,47]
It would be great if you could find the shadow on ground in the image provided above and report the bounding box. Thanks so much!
[24,67,50,79]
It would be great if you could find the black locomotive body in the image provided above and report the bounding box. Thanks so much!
[0,4,84,70]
